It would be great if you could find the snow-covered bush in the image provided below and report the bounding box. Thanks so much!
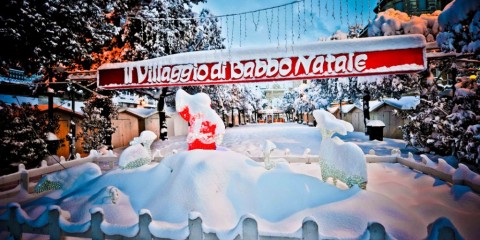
[400,71,480,167]
[0,102,60,175]
[368,8,441,42]
[437,0,480,53]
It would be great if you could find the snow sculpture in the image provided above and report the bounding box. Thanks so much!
[119,143,152,169]
[314,109,367,189]
[176,89,225,150]
[263,140,277,170]
[91,186,121,204]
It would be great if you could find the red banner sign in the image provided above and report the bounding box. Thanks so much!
[98,35,426,89]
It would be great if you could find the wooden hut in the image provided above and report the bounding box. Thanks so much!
[38,104,85,158]
[125,108,162,137]
[111,109,141,148]
[373,96,420,138]
[337,97,419,139]
[165,106,189,137]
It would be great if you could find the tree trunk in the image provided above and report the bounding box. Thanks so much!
[339,102,343,120]
[158,87,169,140]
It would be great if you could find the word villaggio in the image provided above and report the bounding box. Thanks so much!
[124,53,368,84]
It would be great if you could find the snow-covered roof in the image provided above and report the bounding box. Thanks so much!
[37,104,84,118]
[119,108,164,119]
[383,96,420,110]
[369,100,384,112]
[0,94,39,105]
[367,120,386,127]
[327,106,339,114]
[340,104,356,114]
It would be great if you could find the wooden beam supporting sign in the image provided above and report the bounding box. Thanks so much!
[98,35,427,89]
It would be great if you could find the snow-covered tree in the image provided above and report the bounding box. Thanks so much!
[191,9,224,51]
[436,0,480,54]
[280,89,298,113]
[81,95,119,152]
[399,70,480,166]
[0,102,60,175]
[0,0,133,77]
[368,8,441,42]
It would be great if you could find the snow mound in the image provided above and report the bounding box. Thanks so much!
[3,151,478,239]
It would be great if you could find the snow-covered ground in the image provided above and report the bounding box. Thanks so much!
[1,123,479,239]
[152,123,412,158]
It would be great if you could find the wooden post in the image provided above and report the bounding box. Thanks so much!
[136,211,152,239]
[302,220,319,240]
[8,205,22,240]
[188,217,203,239]
[48,208,63,240]
[90,210,105,240]
[242,218,258,240]
[20,170,29,192]
[368,222,386,240]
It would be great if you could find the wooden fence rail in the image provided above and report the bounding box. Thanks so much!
[1,203,460,239]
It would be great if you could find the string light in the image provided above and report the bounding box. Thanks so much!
[361,0,364,26]
[277,7,280,47]
[332,0,335,19]
[265,9,273,42]
[325,0,328,16]
[291,3,295,47]
[284,5,288,51]
[252,11,260,31]
[303,0,307,33]
[297,1,301,39]
[239,14,242,47]
[355,0,358,25]
[318,0,321,19]
[133,0,301,22]
[347,0,350,27]
[226,16,230,48]
[340,0,343,25]
[230,15,235,49]
[310,0,314,26]
[244,14,247,40]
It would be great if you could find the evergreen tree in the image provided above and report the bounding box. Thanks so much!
[0,102,60,175]
[81,95,119,152]
[0,0,135,77]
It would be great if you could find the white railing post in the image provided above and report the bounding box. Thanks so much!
[41,160,48,168]
[302,220,319,240]
[243,218,258,240]
[304,148,311,164]
[368,149,376,155]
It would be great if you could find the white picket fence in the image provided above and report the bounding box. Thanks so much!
[0,148,477,239]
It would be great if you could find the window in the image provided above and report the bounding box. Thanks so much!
[394,1,404,11]
[418,0,427,10]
